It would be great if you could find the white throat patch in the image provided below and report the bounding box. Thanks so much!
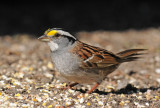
[48,41,59,51]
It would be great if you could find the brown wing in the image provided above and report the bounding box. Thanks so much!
[71,41,121,68]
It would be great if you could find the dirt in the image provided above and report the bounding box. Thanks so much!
[0,28,160,107]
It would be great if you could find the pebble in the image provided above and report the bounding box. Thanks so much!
[87,102,91,106]
[156,78,160,83]
[119,101,125,106]
[44,72,53,78]
[145,103,149,106]
[15,93,20,97]
[155,68,160,74]
[48,105,53,108]
[47,62,54,69]
[79,98,84,103]
[42,102,46,106]
[98,101,104,106]
[42,66,47,71]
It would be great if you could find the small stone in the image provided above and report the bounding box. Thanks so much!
[134,102,139,105]
[121,94,125,98]
[145,103,149,106]
[44,73,53,78]
[42,66,47,71]
[137,96,142,100]
[13,81,21,86]
[32,98,38,102]
[79,98,84,103]
[15,93,20,97]
[119,101,125,106]
[48,105,53,108]
[125,100,130,103]
[42,102,46,106]
[106,85,115,89]
[9,103,17,107]
[140,70,147,74]
[98,101,104,106]
[68,89,74,93]
[65,101,73,106]
[84,93,88,97]
[154,96,159,101]
[0,81,5,85]
[155,56,160,62]
[111,100,117,104]
[47,62,54,69]
[21,66,29,72]
[77,94,83,98]
[155,68,160,74]
[87,102,91,106]
[146,94,151,100]
[29,67,33,71]
[22,104,29,107]
[156,78,160,83]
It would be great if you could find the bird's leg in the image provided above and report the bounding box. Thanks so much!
[60,82,79,90]
[67,82,79,89]
[75,82,101,98]
[87,82,100,94]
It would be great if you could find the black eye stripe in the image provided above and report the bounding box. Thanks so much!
[60,35,76,44]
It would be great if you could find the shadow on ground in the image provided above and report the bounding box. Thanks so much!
[76,84,160,95]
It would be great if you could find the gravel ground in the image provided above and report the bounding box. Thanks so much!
[0,28,160,107]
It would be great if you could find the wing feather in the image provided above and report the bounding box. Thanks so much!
[71,41,120,68]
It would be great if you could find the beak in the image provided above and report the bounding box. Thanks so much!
[38,35,51,42]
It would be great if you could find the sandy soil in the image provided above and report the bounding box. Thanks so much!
[0,28,160,107]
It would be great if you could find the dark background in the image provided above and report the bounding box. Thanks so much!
[0,1,160,36]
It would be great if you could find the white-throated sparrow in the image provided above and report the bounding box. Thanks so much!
[38,28,145,94]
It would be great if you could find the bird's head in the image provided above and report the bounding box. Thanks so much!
[38,28,77,51]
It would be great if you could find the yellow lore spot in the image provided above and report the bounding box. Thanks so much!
[47,30,58,36]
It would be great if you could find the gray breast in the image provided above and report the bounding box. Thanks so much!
[51,51,81,75]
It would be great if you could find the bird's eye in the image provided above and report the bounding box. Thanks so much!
[54,33,60,38]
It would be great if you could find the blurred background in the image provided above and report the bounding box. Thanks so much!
[0,1,160,36]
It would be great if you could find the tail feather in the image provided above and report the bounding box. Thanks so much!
[117,49,146,63]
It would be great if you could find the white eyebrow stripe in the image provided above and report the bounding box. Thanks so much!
[57,30,77,40]
[84,54,95,63]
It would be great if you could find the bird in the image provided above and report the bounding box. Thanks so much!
[38,28,145,94]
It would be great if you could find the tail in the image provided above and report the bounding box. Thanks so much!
[117,49,146,63]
